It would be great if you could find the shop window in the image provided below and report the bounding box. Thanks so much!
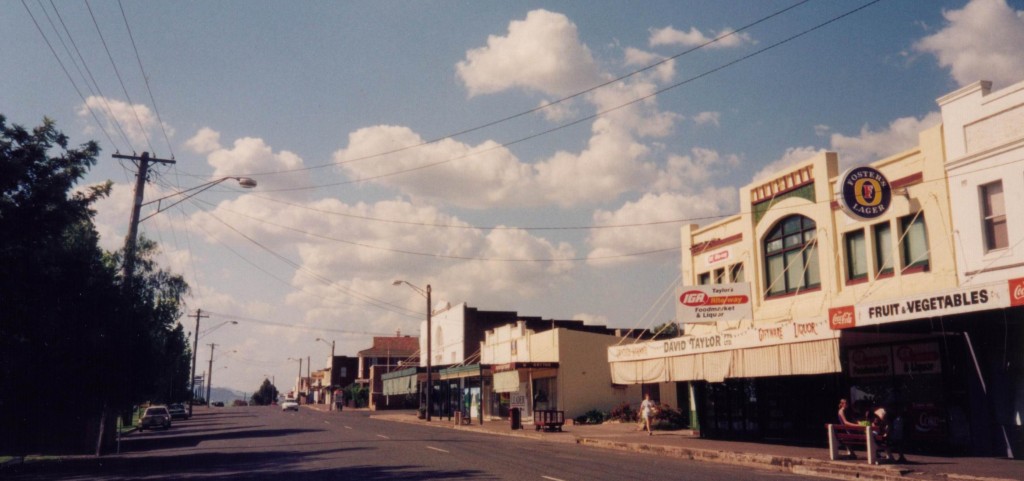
[980,181,1008,251]
[698,272,711,285]
[900,214,930,272]
[873,221,894,277]
[763,215,819,297]
[730,263,745,283]
[845,229,867,283]
[714,268,726,284]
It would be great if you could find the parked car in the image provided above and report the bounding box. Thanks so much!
[140,406,171,430]
[281,399,299,412]
[167,403,189,420]
[211,401,225,407]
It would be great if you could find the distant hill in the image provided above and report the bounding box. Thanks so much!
[208,387,247,404]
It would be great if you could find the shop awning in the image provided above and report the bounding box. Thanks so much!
[439,364,490,380]
[493,370,521,393]
[381,367,420,396]
[610,338,840,384]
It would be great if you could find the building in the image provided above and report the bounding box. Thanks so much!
[482,320,649,422]
[610,122,966,446]
[938,79,1024,457]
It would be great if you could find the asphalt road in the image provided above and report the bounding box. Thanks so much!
[4,406,816,480]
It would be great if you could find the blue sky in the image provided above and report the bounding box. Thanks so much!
[4,0,1024,393]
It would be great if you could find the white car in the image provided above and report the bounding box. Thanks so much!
[281,400,299,411]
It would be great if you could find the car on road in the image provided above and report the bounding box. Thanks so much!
[140,406,172,430]
[211,401,225,407]
[281,399,299,411]
[167,403,189,420]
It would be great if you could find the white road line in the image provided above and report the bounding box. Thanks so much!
[376,434,390,439]
[426,446,449,453]
[542,476,566,481]
[323,421,330,425]
[344,426,352,430]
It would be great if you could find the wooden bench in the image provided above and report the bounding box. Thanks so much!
[534,410,565,432]
[826,424,884,464]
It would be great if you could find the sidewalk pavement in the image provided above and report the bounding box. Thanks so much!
[365,410,1021,481]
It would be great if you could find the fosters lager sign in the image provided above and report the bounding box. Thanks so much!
[838,166,892,220]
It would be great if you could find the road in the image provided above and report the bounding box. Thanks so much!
[5,406,816,480]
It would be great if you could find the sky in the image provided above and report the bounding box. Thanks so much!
[4,0,1024,395]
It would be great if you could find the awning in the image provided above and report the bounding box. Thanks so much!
[493,370,521,393]
[609,338,840,384]
[381,367,420,396]
[439,364,490,380]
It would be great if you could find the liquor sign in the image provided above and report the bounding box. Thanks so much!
[829,279,1022,330]
[848,345,893,378]
[676,282,753,323]
[838,166,892,220]
[894,342,941,375]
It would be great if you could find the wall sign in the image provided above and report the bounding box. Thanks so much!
[676,282,753,323]
[838,166,892,220]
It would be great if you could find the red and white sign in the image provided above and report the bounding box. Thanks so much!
[706,248,731,266]
[676,283,752,323]
[1010,277,1024,307]
[894,342,941,375]
[829,306,856,330]
[849,346,892,378]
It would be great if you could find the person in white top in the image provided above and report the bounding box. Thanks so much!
[639,394,657,435]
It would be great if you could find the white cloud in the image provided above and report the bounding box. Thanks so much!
[914,0,1024,88]
[185,127,222,154]
[623,47,675,83]
[537,98,577,122]
[77,96,174,152]
[573,312,610,326]
[752,146,823,182]
[649,26,754,49]
[692,111,721,127]
[586,190,737,266]
[653,147,739,192]
[456,9,601,97]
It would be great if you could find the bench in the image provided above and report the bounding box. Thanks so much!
[534,410,565,432]
[826,424,884,464]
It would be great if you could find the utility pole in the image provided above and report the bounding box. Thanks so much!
[206,343,217,407]
[188,309,208,417]
[114,152,175,286]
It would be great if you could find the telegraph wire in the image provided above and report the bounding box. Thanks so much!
[20,0,121,151]
[118,0,175,159]
[253,0,886,192]
[202,311,393,337]
[234,0,814,177]
[85,0,156,156]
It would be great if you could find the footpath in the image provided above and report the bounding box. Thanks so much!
[361,408,1021,481]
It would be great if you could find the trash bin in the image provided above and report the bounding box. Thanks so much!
[510,407,521,430]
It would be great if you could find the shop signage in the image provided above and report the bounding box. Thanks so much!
[676,282,753,323]
[608,317,837,362]
[491,362,558,373]
[706,248,731,266]
[894,342,941,375]
[848,346,892,378]
[829,279,1021,330]
[838,166,892,220]
[510,383,528,410]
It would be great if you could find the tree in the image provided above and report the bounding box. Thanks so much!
[650,322,680,339]
[0,115,190,454]
[251,379,279,406]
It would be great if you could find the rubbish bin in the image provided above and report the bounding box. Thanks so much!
[510,407,521,430]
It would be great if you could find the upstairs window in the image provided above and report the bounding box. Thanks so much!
[981,181,1008,251]
[873,222,894,277]
[900,213,930,272]
[730,263,745,283]
[844,229,868,282]
[714,268,726,284]
[764,215,820,297]
[698,272,711,285]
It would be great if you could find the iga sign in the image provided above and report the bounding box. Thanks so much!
[676,283,753,323]
[838,166,892,220]
[830,279,1022,329]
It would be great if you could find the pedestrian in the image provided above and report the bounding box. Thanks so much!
[639,393,656,435]
[871,407,895,462]
[837,398,856,426]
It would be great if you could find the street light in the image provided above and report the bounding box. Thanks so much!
[315,338,336,409]
[188,312,238,416]
[123,175,256,283]
[393,280,432,421]
[288,357,303,400]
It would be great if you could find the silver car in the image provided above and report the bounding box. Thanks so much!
[140,406,172,430]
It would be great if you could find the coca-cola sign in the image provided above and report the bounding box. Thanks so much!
[1011,277,1024,308]
[829,306,856,330]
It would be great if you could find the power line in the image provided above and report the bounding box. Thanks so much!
[85,0,157,155]
[251,0,886,193]
[118,0,175,159]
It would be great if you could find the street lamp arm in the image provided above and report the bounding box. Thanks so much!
[392,280,427,298]
[139,176,257,223]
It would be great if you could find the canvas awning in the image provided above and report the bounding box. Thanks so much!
[609,338,840,384]
[493,370,521,393]
[381,367,420,395]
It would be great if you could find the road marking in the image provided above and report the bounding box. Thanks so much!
[376,434,390,439]
[344,426,352,430]
[426,446,449,453]
[542,476,566,481]
[323,421,330,425]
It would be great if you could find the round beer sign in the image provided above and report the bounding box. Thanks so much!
[838,166,891,220]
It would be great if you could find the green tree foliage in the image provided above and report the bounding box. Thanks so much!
[251,379,279,406]
[650,322,680,338]
[0,115,190,454]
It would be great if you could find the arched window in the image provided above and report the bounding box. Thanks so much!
[764,215,820,297]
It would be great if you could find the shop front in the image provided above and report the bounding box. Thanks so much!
[488,362,559,421]
[439,364,489,424]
